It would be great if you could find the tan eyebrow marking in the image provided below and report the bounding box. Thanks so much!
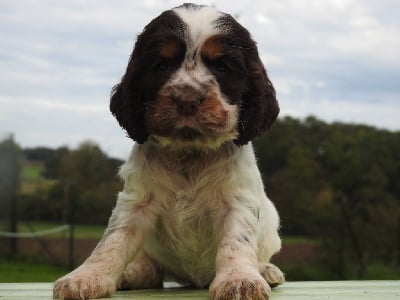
[159,39,182,59]
[201,35,225,60]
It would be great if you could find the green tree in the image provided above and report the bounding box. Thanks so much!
[54,141,122,224]
[255,116,400,278]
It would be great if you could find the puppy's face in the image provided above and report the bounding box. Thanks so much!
[111,4,279,148]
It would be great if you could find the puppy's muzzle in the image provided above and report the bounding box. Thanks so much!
[170,85,205,116]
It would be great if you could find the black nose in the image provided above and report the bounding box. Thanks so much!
[175,98,200,116]
[171,86,204,116]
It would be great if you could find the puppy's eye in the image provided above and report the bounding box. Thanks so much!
[213,61,227,73]
[155,61,171,72]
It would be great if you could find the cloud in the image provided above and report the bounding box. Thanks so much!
[237,0,400,125]
[0,0,399,159]
[0,94,133,159]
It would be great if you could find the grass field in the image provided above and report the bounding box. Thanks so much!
[1,257,399,283]
[0,257,67,282]
[19,161,59,196]
[282,236,318,245]
[1,230,399,283]
[21,162,44,181]
[0,221,104,283]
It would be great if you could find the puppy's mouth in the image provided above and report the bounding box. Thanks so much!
[145,86,239,147]
[174,127,203,140]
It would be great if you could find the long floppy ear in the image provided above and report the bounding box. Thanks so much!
[110,72,148,143]
[109,25,152,144]
[110,10,185,144]
[235,50,279,145]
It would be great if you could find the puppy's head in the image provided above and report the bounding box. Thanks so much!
[110,3,279,149]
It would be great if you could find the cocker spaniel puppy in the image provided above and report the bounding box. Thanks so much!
[54,3,284,300]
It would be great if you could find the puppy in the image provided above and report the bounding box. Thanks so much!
[54,3,284,300]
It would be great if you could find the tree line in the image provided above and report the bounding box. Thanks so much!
[254,116,400,277]
[12,116,400,277]
[20,141,124,225]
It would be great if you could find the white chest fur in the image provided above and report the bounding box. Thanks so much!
[115,141,279,287]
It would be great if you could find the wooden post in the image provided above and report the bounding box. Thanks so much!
[339,194,365,279]
[66,182,75,271]
[4,135,19,255]
[338,196,345,279]
[396,216,400,267]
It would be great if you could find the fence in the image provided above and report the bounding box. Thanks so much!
[0,134,76,269]
[0,134,19,255]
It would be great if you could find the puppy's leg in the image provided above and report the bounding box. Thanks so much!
[53,195,154,299]
[258,231,285,288]
[53,228,141,299]
[210,211,271,300]
[117,250,163,290]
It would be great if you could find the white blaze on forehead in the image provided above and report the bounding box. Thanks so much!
[167,6,224,89]
[173,5,223,48]
[168,5,232,109]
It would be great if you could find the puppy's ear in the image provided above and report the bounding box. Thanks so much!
[110,46,149,144]
[235,50,279,145]
[110,10,185,144]
[110,84,148,144]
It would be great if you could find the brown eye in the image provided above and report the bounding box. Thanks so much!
[155,61,171,72]
[213,60,227,73]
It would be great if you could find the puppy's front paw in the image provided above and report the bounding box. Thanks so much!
[210,272,271,300]
[53,266,116,299]
[260,263,285,288]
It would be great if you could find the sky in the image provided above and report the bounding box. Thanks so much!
[1,0,399,159]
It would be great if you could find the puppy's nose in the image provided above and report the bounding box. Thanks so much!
[171,86,204,116]
[174,97,200,116]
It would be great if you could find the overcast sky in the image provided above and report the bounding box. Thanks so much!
[1,0,399,159]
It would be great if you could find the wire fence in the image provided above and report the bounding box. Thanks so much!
[0,134,77,270]
[0,225,70,238]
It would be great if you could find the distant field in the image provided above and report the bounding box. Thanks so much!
[21,162,44,180]
[1,228,399,282]
[1,255,399,283]
[282,236,318,245]
[19,161,59,196]
[0,258,66,282]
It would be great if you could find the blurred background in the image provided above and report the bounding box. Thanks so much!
[1,0,399,282]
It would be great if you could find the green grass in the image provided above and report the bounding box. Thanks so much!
[0,257,67,282]
[19,161,58,196]
[19,179,58,195]
[347,262,400,280]
[72,224,105,239]
[2,257,399,283]
[281,261,400,281]
[282,236,318,245]
[21,163,44,181]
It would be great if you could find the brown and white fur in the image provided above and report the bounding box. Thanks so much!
[53,3,284,300]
